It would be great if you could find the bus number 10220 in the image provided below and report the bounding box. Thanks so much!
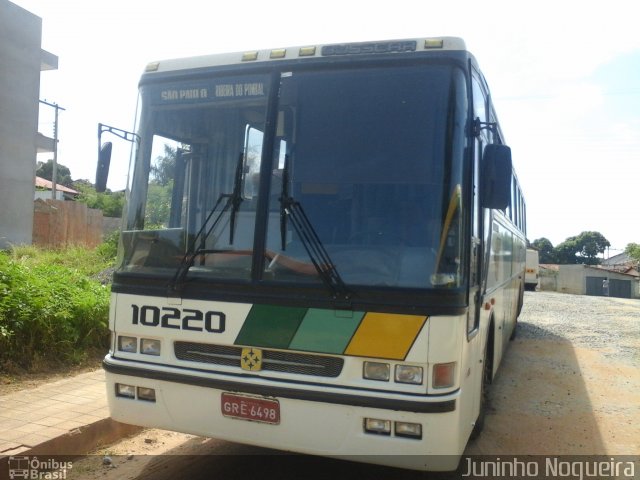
[131,305,226,333]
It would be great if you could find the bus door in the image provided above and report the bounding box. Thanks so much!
[469,71,490,339]
[467,70,491,422]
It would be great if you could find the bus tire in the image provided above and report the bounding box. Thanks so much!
[511,283,524,340]
[516,282,525,315]
[509,321,518,340]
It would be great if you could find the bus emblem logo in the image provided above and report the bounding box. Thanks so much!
[240,348,262,371]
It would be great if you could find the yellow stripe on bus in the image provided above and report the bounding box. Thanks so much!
[344,313,427,360]
[436,184,461,269]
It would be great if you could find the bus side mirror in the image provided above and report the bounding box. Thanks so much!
[95,142,112,193]
[481,144,512,210]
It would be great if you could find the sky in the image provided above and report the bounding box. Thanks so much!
[11,0,640,254]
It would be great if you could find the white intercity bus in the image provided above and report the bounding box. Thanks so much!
[525,248,539,290]
[99,36,526,471]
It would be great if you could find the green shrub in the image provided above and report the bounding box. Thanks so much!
[0,245,112,370]
[95,229,120,261]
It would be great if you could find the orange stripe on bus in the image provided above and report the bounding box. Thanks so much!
[344,313,427,360]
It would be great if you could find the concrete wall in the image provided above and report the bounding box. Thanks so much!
[0,2,56,248]
[557,265,586,295]
[35,190,65,201]
[539,267,558,292]
[557,265,639,298]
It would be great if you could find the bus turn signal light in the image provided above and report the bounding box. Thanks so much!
[433,362,456,389]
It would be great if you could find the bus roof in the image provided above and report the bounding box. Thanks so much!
[143,37,468,75]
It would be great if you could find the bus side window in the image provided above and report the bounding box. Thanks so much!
[472,76,488,125]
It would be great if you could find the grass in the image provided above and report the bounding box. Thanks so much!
[0,243,115,371]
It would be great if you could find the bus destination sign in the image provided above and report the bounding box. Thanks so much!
[149,75,268,106]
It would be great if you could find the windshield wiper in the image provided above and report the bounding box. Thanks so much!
[169,153,244,295]
[279,156,351,303]
[279,154,290,251]
[228,152,244,244]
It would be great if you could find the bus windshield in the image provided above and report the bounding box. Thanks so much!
[119,64,467,291]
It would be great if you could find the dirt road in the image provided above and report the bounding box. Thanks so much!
[67,292,640,479]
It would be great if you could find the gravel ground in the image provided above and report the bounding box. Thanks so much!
[469,290,640,456]
[517,291,640,364]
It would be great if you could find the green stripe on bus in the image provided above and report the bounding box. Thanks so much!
[289,309,365,354]
[234,304,307,349]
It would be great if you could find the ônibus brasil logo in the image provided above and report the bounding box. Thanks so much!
[7,456,72,480]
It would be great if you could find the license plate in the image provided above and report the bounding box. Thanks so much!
[221,392,280,425]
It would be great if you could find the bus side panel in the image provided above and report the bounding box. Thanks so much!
[428,315,474,452]
[460,320,483,447]
[484,215,526,378]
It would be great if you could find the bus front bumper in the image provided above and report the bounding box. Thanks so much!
[103,356,464,471]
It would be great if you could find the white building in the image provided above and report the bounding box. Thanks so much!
[0,0,58,248]
[556,264,639,299]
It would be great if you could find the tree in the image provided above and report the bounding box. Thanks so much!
[554,231,610,265]
[150,144,176,187]
[36,160,74,188]
[144,183,173,227]
[532,237,556,263]
[575,231,610,264]
[74,180,124,218]
[144,143,180,227]
[554,237,580,264]
[625,243,640,263]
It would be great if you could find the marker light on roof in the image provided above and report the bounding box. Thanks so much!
[270,49,286,59]
[424,39,444,49]
[298,46,316,57]
[242,51,258,61]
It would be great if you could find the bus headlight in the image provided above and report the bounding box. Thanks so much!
[363,362,390,381]
[395,365,423,385]
[140,338,161,356]
[115,383,136,399]
[117,336,137,353]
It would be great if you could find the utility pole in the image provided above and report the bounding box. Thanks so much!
[39,100,66,199]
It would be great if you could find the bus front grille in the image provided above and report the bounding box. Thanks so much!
[174,341,344,377]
